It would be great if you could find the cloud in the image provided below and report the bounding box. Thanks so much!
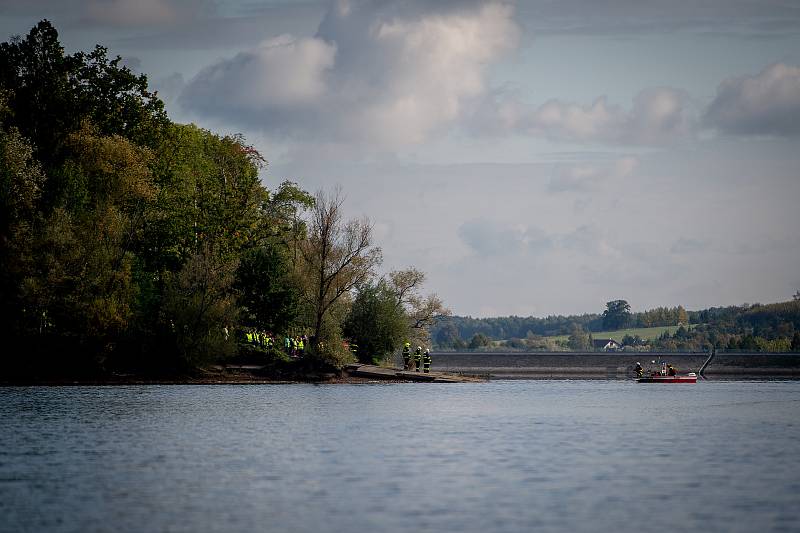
[515,0,800,36]
[704,63,800,137]
[458,220,625,258]
[83,0,210,27]
[5,0,797,37]
[547,157,637,193]
[112,3,326,50]
[181,35,336,120]
[471,87,693,145]
[457,219,532,256]
[152,72,185,110]
[670,238,707,255]
[180,1,520,147]
[559,225,621,258]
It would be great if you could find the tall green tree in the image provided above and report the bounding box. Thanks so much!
[469,333,491,349]
[160,244,238,368]
[0,107,45,349]
[0,20,167,175]
[235,245,301,334]
[567,323,591,350]
[343,281,408,363]
[14,124,155,363]
[602,299,632,330]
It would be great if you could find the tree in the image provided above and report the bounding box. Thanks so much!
[602,299,631,330]
[262,180,314,252]
[567,323,591,350]
[677,305,688,325]
[468,333,491,349]
[9,124,155,366]
[0,21,381,377]
[434,321,461,348]
[622,334,645,347]
[0,111,44,243]
[343,280,407,363]
[791,332,800,352]
[388,267,451,346]
[0,20,167,174]
[296,188,382,362]
[235,245,300,334]
[0,110,45,345]
[145,123,269,270]
[161,244,238,368]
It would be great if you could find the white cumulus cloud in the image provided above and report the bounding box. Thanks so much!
[471,87,693,145]
[182,35,336,117]
[704,63,800,137]
[180,1,520,147]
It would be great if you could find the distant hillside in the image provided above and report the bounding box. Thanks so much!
[432,299,800,353]
[549,325,687,343]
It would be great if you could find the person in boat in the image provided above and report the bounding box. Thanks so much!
[634,362,643,378]
[667,364,677,376]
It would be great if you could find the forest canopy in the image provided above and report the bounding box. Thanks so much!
[0,21,448,377]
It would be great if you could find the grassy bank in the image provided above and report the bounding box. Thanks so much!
[549,324,691,343]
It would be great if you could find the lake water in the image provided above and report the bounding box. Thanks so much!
[1,380,799,533]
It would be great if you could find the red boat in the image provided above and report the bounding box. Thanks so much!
[637,362,697,383]
[638,374,697,383]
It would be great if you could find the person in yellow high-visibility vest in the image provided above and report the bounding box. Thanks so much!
[413,346,422,372]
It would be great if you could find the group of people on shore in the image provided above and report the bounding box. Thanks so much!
[244,331,307,358]
[402,342,432,373]
[244,333,431,369]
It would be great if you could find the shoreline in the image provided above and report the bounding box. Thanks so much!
[4,352,799,385]
[4,371,799,386]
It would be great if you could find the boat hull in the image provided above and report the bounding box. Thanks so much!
[638,375,696,383]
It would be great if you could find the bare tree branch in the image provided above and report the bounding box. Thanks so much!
[295,188,382,353]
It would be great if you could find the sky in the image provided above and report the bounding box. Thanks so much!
[2,0,800,317]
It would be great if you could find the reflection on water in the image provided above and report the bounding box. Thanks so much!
[1,381,799,533]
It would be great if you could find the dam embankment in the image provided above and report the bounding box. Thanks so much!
[431,351,800,379]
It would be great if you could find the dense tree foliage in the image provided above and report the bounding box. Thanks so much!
[567,323,592,351]
[1,22,445,377]
[343,281,408,364]
[602,300,632,330]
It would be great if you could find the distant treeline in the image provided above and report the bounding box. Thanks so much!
[433,306,694,342]
[432,299,800,353]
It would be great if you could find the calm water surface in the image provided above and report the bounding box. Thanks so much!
[1,381,799,533]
